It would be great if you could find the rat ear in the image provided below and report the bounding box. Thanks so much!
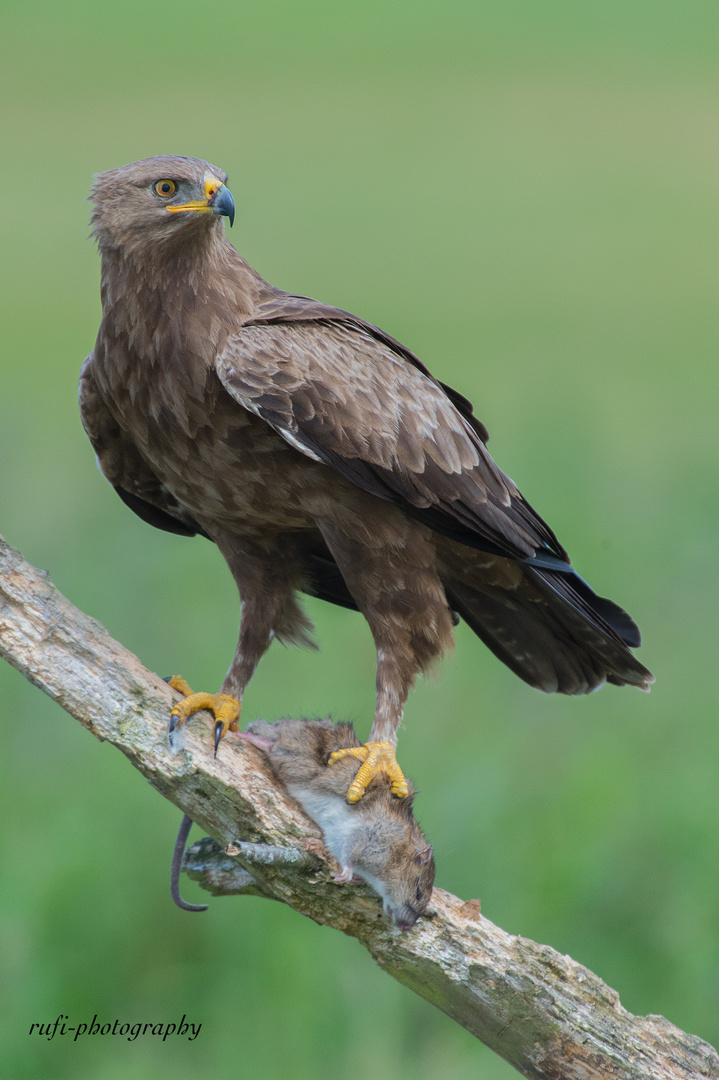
[414,844,433,866]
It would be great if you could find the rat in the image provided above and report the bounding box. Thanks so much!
[238,718,435,930]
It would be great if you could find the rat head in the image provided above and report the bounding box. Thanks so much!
[89,155,235,254]
[377,840,435,931]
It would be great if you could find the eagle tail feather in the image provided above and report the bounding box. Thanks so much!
[444,573,653,696]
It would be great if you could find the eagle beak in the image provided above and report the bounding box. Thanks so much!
[166,178,235,227]
[210,183,235,227]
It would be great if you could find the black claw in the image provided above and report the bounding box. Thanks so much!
[213,720,224,756]
[162,675,172,683]
[168,714,177,736]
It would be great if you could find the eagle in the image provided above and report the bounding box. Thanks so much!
[80,155,653,803]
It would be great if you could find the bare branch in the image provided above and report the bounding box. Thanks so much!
[1,534,716,1080]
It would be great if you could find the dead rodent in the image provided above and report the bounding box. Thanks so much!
[240,718,435,930]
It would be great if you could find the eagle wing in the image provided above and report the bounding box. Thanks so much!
[78,353,210,538]
[215,304,566,564]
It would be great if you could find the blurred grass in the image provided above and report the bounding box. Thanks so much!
[1,1,718,1076]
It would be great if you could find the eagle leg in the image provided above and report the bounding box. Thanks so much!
[167,676,240,754]
[328,741,409,804]
[316,517,455,803]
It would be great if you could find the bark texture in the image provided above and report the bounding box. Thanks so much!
[0,534,716,1080]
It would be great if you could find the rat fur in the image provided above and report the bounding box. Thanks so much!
[240,718,435,930]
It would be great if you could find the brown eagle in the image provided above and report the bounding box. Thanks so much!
[80,155,653,802]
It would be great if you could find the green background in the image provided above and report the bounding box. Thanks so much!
[1,1,718,1077]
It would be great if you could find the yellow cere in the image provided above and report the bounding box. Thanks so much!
[203,178,222,201]
[164,178,220,215]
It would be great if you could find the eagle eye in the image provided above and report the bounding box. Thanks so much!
[153,179,177,197]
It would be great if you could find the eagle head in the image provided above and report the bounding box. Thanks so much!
[89,155,234,252]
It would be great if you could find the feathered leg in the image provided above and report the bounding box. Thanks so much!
[168,530,315,751]
[317,517,455,802]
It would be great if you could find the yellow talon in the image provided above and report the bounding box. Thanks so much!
[328,740,409,804]
[167,675,240,751]
[166,675,194,697]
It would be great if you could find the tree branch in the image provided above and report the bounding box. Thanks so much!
[1,534,716,1080]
